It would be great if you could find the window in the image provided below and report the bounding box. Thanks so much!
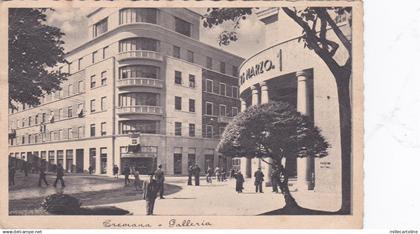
[119,65,160,79]
[232,107,238,116]
[58,130,63,140]
[90,124,96,137]
[220,104,226,116]
[28,134,31,144]
[206,102,213,115]
[22,135,25,144]
[232,65,239,77]
[119,8,158,25]
[90,75,96,88]
[175,96,182,110]
[92,51,97,63]
[22,118,25,127]
[120,120,160,134]
[68,128,73,139]
[175,122,182,136]
[220,61,226,74]
[101,97,107,111]
[119,38,159,52]
[28,116,32,126]
[42,113,46,123]
[189,99,195,112]
[67,106,73,118]
[68,84,73,96]
[173,45,180,58]
[103,46,108,59]
[90,99,96,113]
[78,58,83,71]
[58,108,63,120]
[189,123,195,137]
[35,114,39,125]
[78,126,84,138]
[187,50,194,63]
[206,57,213,69]
[175,17,192,37]
[78,80,84,93]
[77,103,84,117]
[175,71,182,85]
[101,122,106,136]
[206,125,213,138]
[189,74,195,88]
[220,83,226,96]
[206,79,213,93]
[232,86,239,98]
[101,71,107,85]
[93,17,108,37]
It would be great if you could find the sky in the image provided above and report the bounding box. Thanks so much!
[46,8,266,59]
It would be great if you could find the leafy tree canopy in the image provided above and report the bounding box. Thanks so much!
[217,101,329,164]
[9,8,68,108]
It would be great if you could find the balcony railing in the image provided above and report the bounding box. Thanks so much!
[116,105,163,115]
[218,116,234,123]
[117,78,163,88]
[117,50,163,62]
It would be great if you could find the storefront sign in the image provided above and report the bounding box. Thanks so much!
[121,152,156,158]
[240,59,275,85]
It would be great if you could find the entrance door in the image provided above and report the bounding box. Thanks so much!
[75,149,84,173]
[204,154,214,170]
[174,154,182,175]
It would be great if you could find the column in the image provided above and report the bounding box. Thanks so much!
[240,98,247,112]
[251,85,259,106]
[260,81,273,186]
[296,70,311,191]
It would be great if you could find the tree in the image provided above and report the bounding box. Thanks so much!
[217,102,329,211]
[203,7,352,214]
[9,8,68,109]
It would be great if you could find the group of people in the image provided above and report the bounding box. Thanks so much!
[141,165,166,215]
[187,164,201,186]
[204,166,228,183]
[8,162,66,188]
[232,166,286,194]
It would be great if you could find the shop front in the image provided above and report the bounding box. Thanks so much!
[120,146,158,175]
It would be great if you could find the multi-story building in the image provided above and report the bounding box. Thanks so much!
[236,7,352,206]
[7,8,243,176]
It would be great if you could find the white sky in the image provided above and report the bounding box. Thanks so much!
[46,8,266,59]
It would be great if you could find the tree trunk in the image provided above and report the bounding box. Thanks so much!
[277,161,300,209]
[334,70,352,214]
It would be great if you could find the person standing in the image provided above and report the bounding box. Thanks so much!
[206,166,213,184]
[113,165,119,179]
[270,166,280,193]
[53,163,65,188]
[9,166,16,186]
[187,165,193,186]
[154,165,165,199]
[254,167,264,193]
[123,165,131,185]
[193,164,201,186]
[38,164,48,187]
[88,166,93,175]
[230,168,236,178]
[215,166,220,182]
[234,171,245,193]
[23,162,29,177]
[221,167,227,181]
[133,170,141,191]
[142,174,159,215]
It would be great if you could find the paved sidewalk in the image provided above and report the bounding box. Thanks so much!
[104,176,286,216]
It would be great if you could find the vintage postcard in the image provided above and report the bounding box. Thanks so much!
[0,0,363,229]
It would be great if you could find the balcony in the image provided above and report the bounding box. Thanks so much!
[116,105,163,116]
[218,116,234,123]
[117,50,163,62]
[117,78,163,89]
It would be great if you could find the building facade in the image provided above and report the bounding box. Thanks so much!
[8,8,243,176]
[236,8,352,201]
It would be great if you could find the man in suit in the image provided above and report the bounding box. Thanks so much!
[38,164,49,187]
[254,167,264,193]
[142,174,159,215]
[193,164,201,186]
[154,164,165,199]
[53,163,65,188]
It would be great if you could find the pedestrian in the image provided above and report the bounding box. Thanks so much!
[271,166,280,193]
[215,166,220,182]
[142,174,159,215]
[234,171,245,193]
[221,167,227,181]
[254,167,264,193]
[193,164,201,186]
[123,165,131,185]
[88,166,93,175]
[187,165,193,186]
[24,162,29,177]
[133,170,141,191]
[9,166,16,186]
[113,164,119,179]
[38,164,49,187]
[53,163,65,188]
[206,166,213,184]
[154,164,165,199]
[230,168,236,178]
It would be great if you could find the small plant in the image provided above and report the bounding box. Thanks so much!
[41,193,81,214]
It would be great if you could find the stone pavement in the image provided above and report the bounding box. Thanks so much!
[104,176,287,216]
